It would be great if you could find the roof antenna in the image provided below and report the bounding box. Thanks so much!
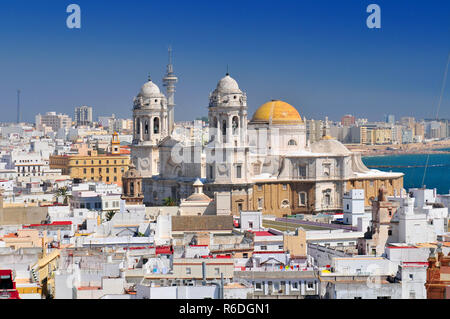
[226,64,229,76]
[148,73,152,82]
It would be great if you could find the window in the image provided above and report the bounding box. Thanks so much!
[299,192,307,207]
[106,177,110,182]
[257,185,262,191]
[278,245,283,250]
[186,268,191,275]
[238,203,243,211]
[214,268,220,276]
[282,184,287,190]
[106,168,109,173]
[243,253,248,258]
[114,167,117,173]
[307,282,314,290]
[255,282,262,291]
[298,165,306,178]
[409,274,414,280]
[260,245,267,251]
[258,198,263,209]
[91,168,94,174]
[83,168,87,174]
[236,165,242,178]
[273,282,280,292]
[232,116,239,135]
[288,139,297,146]
[281,199,289,208]
[323,165,330,177]
[388,230,393,236]
[291,282,299,290]
[154,117,160,134]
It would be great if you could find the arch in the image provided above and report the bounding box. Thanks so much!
[153,117,160,134]
[232,116,239,135]
[144,120,149,135]
[222,120,227,136]
[288,139,297,146]
[136,118,141,134]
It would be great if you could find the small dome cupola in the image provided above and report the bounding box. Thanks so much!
[138,76,162,98]
[215,73,242,94]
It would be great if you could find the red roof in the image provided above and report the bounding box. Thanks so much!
[156,246,173,255]
[252,231,275,236]
[24,221,72,228]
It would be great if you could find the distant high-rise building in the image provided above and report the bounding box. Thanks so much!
[35,112,72,132]
[401,117,415,128]
[341,114,355,126]
[385,114,395,124]
[74,106,93,126]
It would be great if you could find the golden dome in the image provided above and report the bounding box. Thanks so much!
[251,100,303,125]
[322,135,334,140]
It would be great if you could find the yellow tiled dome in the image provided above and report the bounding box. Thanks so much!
[251,100,303,125]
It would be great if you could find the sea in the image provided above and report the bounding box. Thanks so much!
[362,151,450,195]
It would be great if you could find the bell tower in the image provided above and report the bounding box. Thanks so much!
[111,132,121,155]
[121,162,144,205]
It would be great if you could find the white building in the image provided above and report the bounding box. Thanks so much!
[343,189,369,226]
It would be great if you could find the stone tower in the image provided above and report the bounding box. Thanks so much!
[121,162,144,205]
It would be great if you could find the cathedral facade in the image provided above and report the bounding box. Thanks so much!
[131,58,404,217]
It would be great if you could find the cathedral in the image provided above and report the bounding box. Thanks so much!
[130,52,404,217]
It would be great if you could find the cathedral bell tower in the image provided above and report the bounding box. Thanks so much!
[131,75,169,177]
[206,73,250,184]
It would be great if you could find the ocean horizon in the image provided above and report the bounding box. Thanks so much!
[362,153,450,195]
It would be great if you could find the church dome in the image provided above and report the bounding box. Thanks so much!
[138,80,161,98]
[310,138,351,156]
[215,74,242,94]
[251,100,303,125]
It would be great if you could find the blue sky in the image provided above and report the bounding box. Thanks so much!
[0,0,449,123]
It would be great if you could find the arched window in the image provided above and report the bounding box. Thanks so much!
[136,118,140,134]
[153,117,160,134]
[130,182,134,194]
[144,120,149,135]
[288,139,297,146]
[222,120,227,136]
[232,116,239,135]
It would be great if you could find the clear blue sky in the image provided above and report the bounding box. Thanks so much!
[0,0,449,123]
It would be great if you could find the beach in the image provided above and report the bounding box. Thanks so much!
[346,139,450,156]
